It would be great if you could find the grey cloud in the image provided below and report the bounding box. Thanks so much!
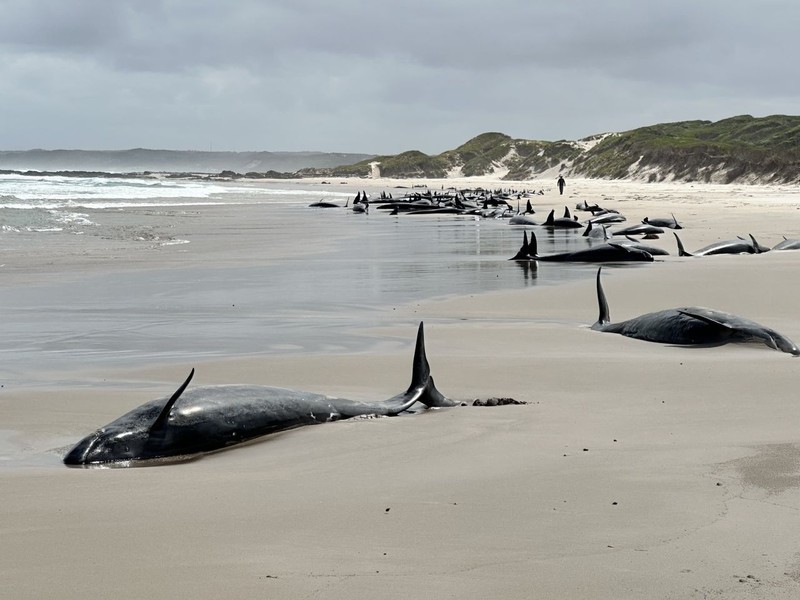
[0,0,798,153]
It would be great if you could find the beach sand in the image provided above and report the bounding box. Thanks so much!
[2,177,800,599]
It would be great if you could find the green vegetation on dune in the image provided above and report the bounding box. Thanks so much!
[374,150,450,178]
[441,132,514,176]
[297,114,800,184]
[320,150,450,178]
[505,140,583,180]
[574,114,800,183]
[298,132,583,180]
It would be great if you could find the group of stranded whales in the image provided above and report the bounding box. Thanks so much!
[64,264,800,469]
[505,199,800,356]
[308,189,796,261]
[506,197,797,261]
[64,191,800,467]
[309,188,546,218]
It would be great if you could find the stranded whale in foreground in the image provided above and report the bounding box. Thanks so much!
[590,267,799,356]
[64,322,458,467]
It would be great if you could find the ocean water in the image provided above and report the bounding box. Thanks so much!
[0,174,644,386]
[0,173,322,232]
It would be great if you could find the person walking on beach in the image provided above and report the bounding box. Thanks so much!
[557,175,566,195]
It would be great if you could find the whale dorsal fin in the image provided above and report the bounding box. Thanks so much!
[544,209,554,225]
[150,369,195,433]
[673,232,692,257]
[593,267,611,327]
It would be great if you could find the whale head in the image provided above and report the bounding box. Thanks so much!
[738,325,800,357]
[63,369,195,466]
[63,425,152,466]
[772,333,800,356]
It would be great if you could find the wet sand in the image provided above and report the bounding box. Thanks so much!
[2,177,800,599]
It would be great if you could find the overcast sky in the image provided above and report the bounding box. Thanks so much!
[1,0,798,155]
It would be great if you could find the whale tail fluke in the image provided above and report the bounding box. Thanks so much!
[416,375,453,408]
[407,322,457,408]
[378,322,458,413]
[749,234,769,254]
[591,267,611,330]
[674,232,693,257]
[750,234,762,254]
[510,230,539,260]
[509,231,531,260]
[527,230,539,257]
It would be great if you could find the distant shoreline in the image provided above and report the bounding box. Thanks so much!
[4,168,800,188]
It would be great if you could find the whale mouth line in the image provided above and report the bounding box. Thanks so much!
[65,453,203,469]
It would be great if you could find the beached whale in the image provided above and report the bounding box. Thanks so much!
[543,208,583,229]
[508,213,539,225]
[611,223,664,237]
[616,235,670,256]
[674,232,769,256]
[575,200,601,212]
[643,214,683,229]
[590,267,799,355]
[509,231,653,263]
[582,221,610,239]
[63,322,458,467]
[588,211,626,224]
[772,236,800,251]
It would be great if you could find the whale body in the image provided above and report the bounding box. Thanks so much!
[590,268,799,355]
[64,322,457,467]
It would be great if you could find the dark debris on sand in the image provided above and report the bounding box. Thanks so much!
[472,398,527,406]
